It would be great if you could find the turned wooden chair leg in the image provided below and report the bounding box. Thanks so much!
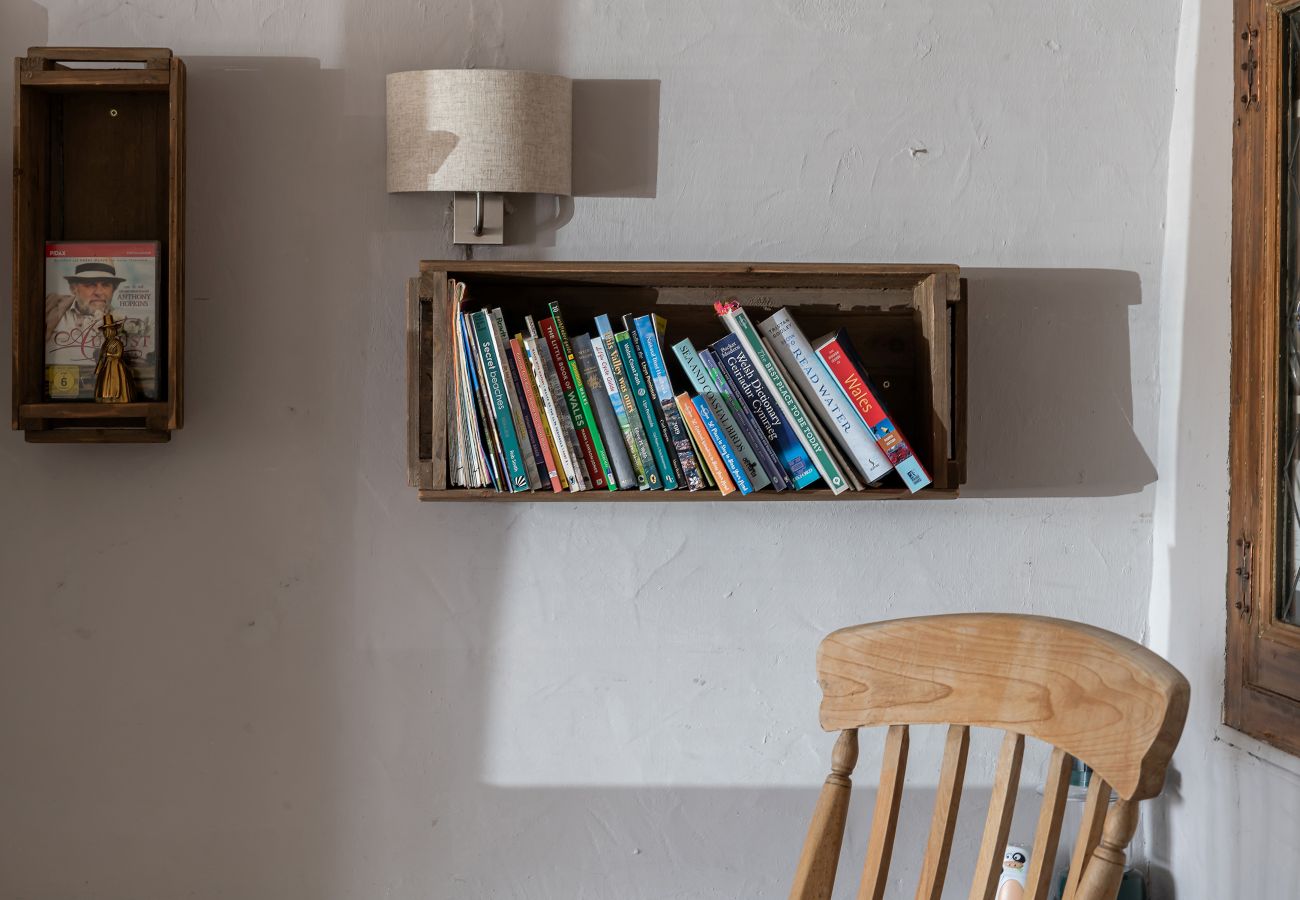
[1075,798,1140,900]
[789,729,858,900]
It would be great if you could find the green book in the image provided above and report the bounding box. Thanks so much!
[596,314,658,489]
[616,330,678,490]
[471,310,530,491]
[549,301,616,490]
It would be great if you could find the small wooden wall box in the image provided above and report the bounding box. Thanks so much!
[11,47,185,443]
[408,261,967,500]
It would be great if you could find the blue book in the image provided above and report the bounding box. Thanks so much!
[692,395,753,495]
[471,310,530,491]
[616,330,677,490]
[672,338,769,491]
[698,348,789,492]
[633,315,703,491]
[710,332,819,489]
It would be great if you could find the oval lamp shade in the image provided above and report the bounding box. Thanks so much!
[386,69,572,196]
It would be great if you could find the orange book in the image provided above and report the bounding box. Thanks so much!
[675,393,736,496]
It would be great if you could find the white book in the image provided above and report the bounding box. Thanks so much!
[759,307,892,485]
[719,305,849,494]
[525,334,586,492]
[765,341,864,491]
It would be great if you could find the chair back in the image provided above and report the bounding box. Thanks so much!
[790,614,1189,900]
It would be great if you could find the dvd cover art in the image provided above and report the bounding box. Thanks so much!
[44,241,160,400]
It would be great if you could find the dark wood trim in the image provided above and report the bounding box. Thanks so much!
[413,260,965,501]
[1226,0,1300,754]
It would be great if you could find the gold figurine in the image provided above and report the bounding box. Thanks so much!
[94,313,135,403]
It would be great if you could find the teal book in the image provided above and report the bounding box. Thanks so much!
[615,330,677,490]
[471,310,530,491]
[550,301,616,490]
[672,337,770,491]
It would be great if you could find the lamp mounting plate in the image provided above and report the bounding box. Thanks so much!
[453,192,504,244]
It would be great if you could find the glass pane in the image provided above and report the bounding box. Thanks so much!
[1282,10,1300,624]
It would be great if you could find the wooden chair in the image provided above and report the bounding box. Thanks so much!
[790,614,1189,900]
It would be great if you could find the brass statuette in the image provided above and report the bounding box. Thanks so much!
[94,313,136,403]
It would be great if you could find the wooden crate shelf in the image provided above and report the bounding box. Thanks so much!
[11,47,185,443]
[408,261,967,501]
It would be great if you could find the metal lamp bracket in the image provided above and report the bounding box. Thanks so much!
[453,191,504,244]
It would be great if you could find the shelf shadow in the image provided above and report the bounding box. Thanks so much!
[960,267,1157,498]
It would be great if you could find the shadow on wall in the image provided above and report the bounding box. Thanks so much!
[438,783,1066,897]
[501,78,663,246]
[963,268,1156,499]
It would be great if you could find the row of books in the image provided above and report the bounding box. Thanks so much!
[446,280,931,495]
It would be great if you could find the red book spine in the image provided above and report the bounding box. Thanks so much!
[540,317,607,490]
[510,337,563,492]
[817,336,930,484]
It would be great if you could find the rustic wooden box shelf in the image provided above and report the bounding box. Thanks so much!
[11,47,185,443]
[408,261,966,500]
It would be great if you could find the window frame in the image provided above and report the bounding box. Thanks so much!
[1227,0,1300,757]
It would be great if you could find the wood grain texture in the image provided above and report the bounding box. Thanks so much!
[1025,747,1072,900]
[913,725,969,900]
[12,48,184,442]
[817,614,1189,800]
[27,47,172,62]
[967,731,1024,900]
[1226,0,1300,758]
[856,724,909,900]
[413,260,964,499]
[1060,776,1110,900]
[789,729,859,900]
[19,69,170,90]
[1073,798,1139,900]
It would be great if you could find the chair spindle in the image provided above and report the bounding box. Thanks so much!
[968,731,1026,900]
[1060,775,1111,900]
[1025,747,1072,900]
[1073,798,1139,900]
[789,728,859,900]
[914,724,971,900]
[857,724,910,900]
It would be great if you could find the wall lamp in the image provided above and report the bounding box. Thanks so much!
[386,69,573,245]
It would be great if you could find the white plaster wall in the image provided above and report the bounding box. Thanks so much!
[0,1,1181,898]
[1148,0,1300,897]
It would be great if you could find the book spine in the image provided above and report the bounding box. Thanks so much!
[471,310,530,491]
[524,315,574,490]
[624,314,686,486]
[529,335,586,491]
[573,334,638,490]
[676,394,736,495]
[633,315,703,491]
[692,395,753,494]
[503,334,546,489]
[550,302,616,491]
[672,338,770,491]
[463,311,506,491]
[590,331,648,489]
[489,309,540,490]
[510,337,563,492]
[521,336,570,490]
[616,331,677,490]
[603,328,659,489]
[540,316,605,490]
[816,333,932,493]
[759,308,892,485]
[698,348,788,492]
[710,332,819,489]
[718,303,848,494]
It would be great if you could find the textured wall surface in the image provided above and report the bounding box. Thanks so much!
[1147,0,1300,897]
[0,1,1184,898]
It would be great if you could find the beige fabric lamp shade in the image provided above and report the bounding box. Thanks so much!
[386,69,572,196]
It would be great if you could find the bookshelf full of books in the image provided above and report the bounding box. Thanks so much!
[408,262,966,500]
